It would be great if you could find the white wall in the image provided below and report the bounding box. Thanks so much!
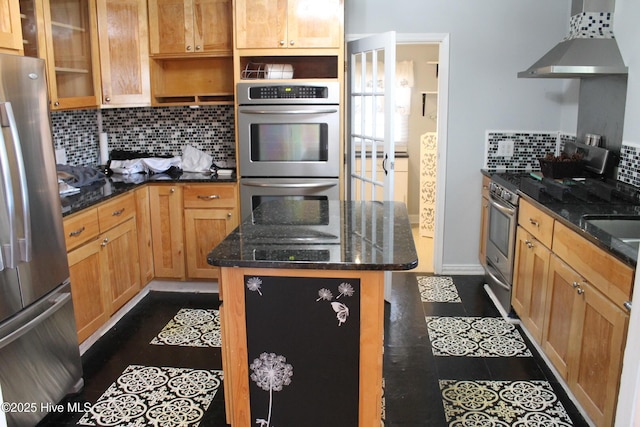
[346,0,573,270]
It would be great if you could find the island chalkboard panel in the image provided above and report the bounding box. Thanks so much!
[244,275,361,427]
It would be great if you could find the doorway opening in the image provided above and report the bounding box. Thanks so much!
[395,42,439,273]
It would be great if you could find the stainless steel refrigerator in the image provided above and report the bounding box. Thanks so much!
[0,53,83,426]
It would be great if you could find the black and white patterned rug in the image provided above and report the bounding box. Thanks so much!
[426,316,532,357]
[151,309,221,347]
[440,379,573,426]
[78,365,223,426]
[418,276,462,303]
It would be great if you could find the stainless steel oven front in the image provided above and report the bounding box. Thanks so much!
[240,177,340,223]
[236,82,341,178]
[484,180,519,315]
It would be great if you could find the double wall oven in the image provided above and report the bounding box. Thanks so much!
[484,174,520,315]
[236,82,341,221]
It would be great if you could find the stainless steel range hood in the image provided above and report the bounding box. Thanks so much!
[518,0,628,78]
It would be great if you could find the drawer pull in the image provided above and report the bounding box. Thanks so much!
[69,227,85,237]
[577,287,585,295]
[524,239,534,249]
[529,218,540,227]
[572,281,580,288]
[101,237,109,247]
[198,195,221,200]
[112,208,125,216]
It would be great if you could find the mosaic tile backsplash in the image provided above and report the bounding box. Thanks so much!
[617,143,640,187]
[50,106,235,168]
[485,131,560,171]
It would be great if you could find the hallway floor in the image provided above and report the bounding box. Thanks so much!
[38,274,590,426]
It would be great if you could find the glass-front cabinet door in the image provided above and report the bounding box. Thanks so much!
[20,0,100,110]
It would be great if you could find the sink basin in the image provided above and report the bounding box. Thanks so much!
[581,214,640,241]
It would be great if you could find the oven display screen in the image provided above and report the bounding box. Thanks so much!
[251,124,328,162]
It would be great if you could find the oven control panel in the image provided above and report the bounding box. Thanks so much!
[489,182,519,206]
[237,81,340,105]
[249,85,328,99]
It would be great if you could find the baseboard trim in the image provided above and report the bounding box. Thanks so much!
[440,264,485,275]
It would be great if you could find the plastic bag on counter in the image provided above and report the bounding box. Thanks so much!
[181,145,212,172]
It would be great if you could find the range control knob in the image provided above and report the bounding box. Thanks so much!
[503,191,512,201]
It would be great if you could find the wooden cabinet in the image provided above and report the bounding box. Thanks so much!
[64,193,140,343]
[512,227,551,344]
[149,184,185,278]
[510,196,634,427]
[25,0,102,110]
[234,0,342,49]
[183,183,238,279]
[543,255,628,427]
[148,0,233,105]
[135,186,154,284]
[1,0,23,54]
[479,175,489,266]
[148,0,232,55]
[96,0,150,107]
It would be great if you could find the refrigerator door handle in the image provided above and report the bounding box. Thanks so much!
[0,292,71,348]
[0,102,31,265]
[0,115,17,271]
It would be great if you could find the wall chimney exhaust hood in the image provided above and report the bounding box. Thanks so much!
[518,0,628,78]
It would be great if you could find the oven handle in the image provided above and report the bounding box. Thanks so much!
[239,109,338,115]
[242,180,337,189]
[488,195,516,216]
[485,262,511,291]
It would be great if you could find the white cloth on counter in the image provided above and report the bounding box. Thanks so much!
[109,157,182,175]
[181,145,212,172]
[58,179,80,195]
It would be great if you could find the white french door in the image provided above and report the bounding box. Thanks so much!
[346,31,396,202]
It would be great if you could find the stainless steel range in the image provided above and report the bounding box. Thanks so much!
[484,173,523,315]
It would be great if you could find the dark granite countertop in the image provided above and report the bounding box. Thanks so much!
[60,171,236,217]
[482,169,640,266]
[207,200,419,271]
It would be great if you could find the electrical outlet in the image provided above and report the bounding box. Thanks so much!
[497,140,515,157]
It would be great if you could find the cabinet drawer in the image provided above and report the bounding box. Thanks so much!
[63,208,100,251]
[553,221,634,309]
[183,184,236,208]
[97,193,136,232]
[519,199,554,248]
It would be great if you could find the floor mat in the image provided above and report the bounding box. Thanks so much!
[151,308,221,347]
[418,276,462,303]
[439,379,573,426]
[426,316,532,357]
[78,365,223,426]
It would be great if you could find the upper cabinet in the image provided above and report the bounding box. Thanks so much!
[0,0,23,54]
[96,0,150,107]
[234,0,342,49]
[20,0,101,110]
[148,0,232,56]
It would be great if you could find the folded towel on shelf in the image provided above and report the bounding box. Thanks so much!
[56,164,106,187]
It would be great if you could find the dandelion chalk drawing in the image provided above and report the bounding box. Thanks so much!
[250,352,294,427]
[316,282,354,325]
[247,277,263,296]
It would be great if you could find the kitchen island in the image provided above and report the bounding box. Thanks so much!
[208,200,418,427]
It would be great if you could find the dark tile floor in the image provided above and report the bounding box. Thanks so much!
[38,274,590,426]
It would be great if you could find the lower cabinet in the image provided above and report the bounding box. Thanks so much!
[68,218,140,342]
[511,227,550,344]
[149,182,238,280]
[149,184,185,278]
[543,255,628,427]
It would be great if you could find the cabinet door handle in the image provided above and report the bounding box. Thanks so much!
[170,188,175,193]
[289,40,295,46]
[112,208,125,216]
[577,287,585,295]
[279,40,285,46]
[197,195,220,200]
[227,212,232,218]
[529,218,539,227]
[186,45,192,51]
[101,237,109,247]
[195,45,201,51]
[69,226,85,237]
[572,281,580,288]
[624,301,632,312]
[524,239,533,248]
